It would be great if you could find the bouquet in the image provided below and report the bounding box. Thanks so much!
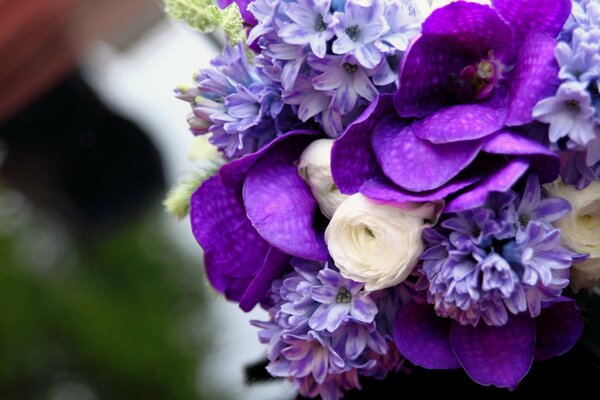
[164,0,600,398]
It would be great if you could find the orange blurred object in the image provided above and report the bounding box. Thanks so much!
[0,0,159,123]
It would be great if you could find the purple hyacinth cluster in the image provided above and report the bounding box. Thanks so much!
[248,0,421,136]
[418,175,579,327]
[176,43,307,159]
[534,0,600,188]
[252,259,403,400]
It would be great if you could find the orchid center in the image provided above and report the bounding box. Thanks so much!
[345,25,360,41]
[336,287,353,303]
[452,52,504,103]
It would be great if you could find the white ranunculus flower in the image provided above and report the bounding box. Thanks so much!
[325,193,433,291]
[546,180,600,290]
[298,139,349,219]
[413,0,491,19]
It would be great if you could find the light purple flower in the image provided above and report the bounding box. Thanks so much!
[533,81,596,146]
[417,174,576,327]
[374,0,420,53]
[278,0,335,58]
[283,75,334,121]
[309,54,378,114]
[331,0,388,68]
[309,269,377,332]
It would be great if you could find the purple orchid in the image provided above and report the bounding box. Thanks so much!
[393,298,584,389]
[190,132,329,310]
[332,0,571,211]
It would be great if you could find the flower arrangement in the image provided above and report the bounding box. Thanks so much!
[165,0,600,398]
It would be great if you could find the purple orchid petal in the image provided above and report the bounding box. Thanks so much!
[535,298,584,361]
[331,94,394,194]
[393,302,460,369]
[413,105,502,144]
[445,158,530,213]
[450,314,535,390]
[394,35,474,118]
[372,116,484,191]
[360,175,480,204]
[492,0,571,43]
[504,32,561,126]
[191,175,271,301]
[422,2,513,56]
[482,130,560,183]
[239,247,290,311]
[243,136,329,261]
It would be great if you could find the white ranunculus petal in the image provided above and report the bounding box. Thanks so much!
[325,193,427,291]
[298,139,348,219]
[546,180,600,290]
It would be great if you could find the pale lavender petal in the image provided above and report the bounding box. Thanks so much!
[413,105,502,144]
[504,32,561,126]
[239,247,290,311]
[310,286,338,304]
[530,198,571,222]
[450,314,535,390]
[282,343,312,361]
[331,94,394,194]
[535,298,584,361]
[318,268,345,287]
[243,136,329,261]
[492,0,571,42]
[309,303,349,332]
[350,296,377,324]
[345,327,368,360]
[482,130,560,183]
[445,158,529,213]
[393,302,460,369]
[371,116,484,191]
[360,175,481,204]
[312,350,329,384]
[191,175,271,301]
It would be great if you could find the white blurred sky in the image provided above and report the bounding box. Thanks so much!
[81,19,295,400]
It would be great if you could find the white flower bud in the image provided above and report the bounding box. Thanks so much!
[298,139,349,219]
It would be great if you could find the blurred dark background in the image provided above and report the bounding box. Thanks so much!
[0,1,599,399]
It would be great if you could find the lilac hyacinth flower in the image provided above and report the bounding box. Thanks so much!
[177,43,307,159]
[331,0,387,68]
[394,298,584,389]
[309,269,377,332]
[252,260,402,400]
[309,54,378,115]
[331,0,571,211]
[190,132,330,310]
[278,0,335,58]
[417,174,576,327]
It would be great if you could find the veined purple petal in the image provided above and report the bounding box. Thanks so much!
[243,136,329,261]
[309,303,350,332]
[445,158,529,213]
[535,298,584,361]
[422,2,513,56]
[310,286,338,304]
[492,0,571,43]
[360,175,480,204]
[482,130,560,183]
[239,247,290,311]
[371,116,484,191]
[350,296,377,324]
[413,105,502,144]
[394,35,475,118]
[450,314,535,390]
[345,326,368,360]
[530,197,571,222]
[504,32,561,126]
[191,175,271,301]
[331,94,394,194]
[393,302,460,369]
